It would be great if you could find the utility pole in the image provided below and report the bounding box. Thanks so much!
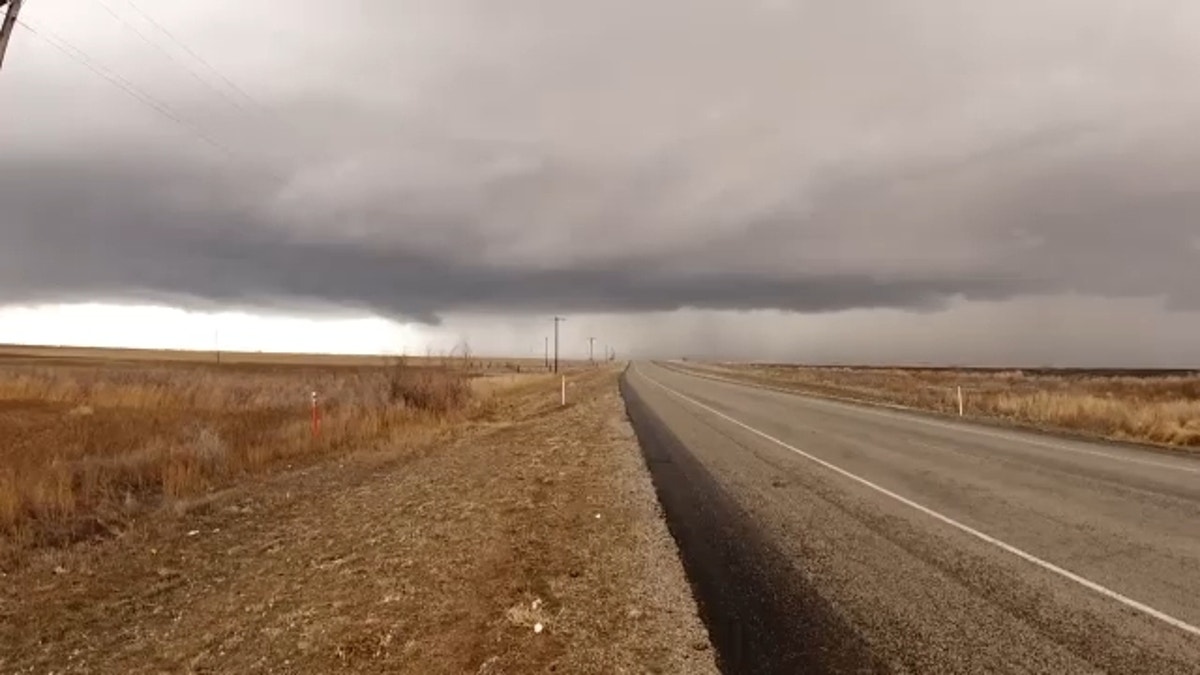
[0,0,24,73]
[544,336,549,371]
[553,316,566,374]
[588,337,596,365]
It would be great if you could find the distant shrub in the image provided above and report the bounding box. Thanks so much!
[388,366,472,414]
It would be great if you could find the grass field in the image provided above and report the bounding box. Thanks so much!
[0,345,571,552]
[0,343,567,372]
[681,361,1200,449]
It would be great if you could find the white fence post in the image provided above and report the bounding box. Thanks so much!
[957,386,964,417]
[561,376,566,406]
[311,390,321,436]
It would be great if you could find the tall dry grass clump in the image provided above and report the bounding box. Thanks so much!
[388,365,472,415]
[985,388,1200,447]
[701,363,1200,449]
[0,360,477,548]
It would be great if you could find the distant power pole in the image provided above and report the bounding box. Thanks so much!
[544,336,549,370]
[588,337,596,365]
[553,316,566,373]
[0,0,24,73]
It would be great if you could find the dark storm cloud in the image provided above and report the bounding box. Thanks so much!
[0,156,1030,322]
[3,0,1200,323]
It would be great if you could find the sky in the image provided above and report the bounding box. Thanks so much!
[2,0,1200,365]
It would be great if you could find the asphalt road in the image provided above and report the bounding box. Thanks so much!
[621,361,1200,674]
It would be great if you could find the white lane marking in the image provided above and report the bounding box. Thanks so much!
[634,367,1200,639]
[659,363,1200,476]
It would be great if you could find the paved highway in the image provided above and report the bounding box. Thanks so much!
[621,362,1200,674]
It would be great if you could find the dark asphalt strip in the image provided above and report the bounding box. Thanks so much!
[619,371,888,675]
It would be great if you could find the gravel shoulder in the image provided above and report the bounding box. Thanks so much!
[0,367,716,674]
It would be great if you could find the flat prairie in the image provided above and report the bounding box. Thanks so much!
[0,345,586,550]
[0,343,571,371]
[0,348,491,551]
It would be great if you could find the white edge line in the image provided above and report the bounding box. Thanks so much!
[634,366,1200,639]
[660,362,1200,476]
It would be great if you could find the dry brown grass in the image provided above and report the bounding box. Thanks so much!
[0,355,498,549]
[689,363,1200,448]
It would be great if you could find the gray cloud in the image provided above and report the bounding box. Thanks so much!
[3,0,1200,334]
[1,153,1026,323]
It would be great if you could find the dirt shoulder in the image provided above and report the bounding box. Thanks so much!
[0,367,716,674]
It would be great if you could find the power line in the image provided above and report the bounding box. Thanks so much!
[107,0,306,173]
[91,0,251,116]
[120,0,273,116]
[20,19,293,185]
[17,19,233,156]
